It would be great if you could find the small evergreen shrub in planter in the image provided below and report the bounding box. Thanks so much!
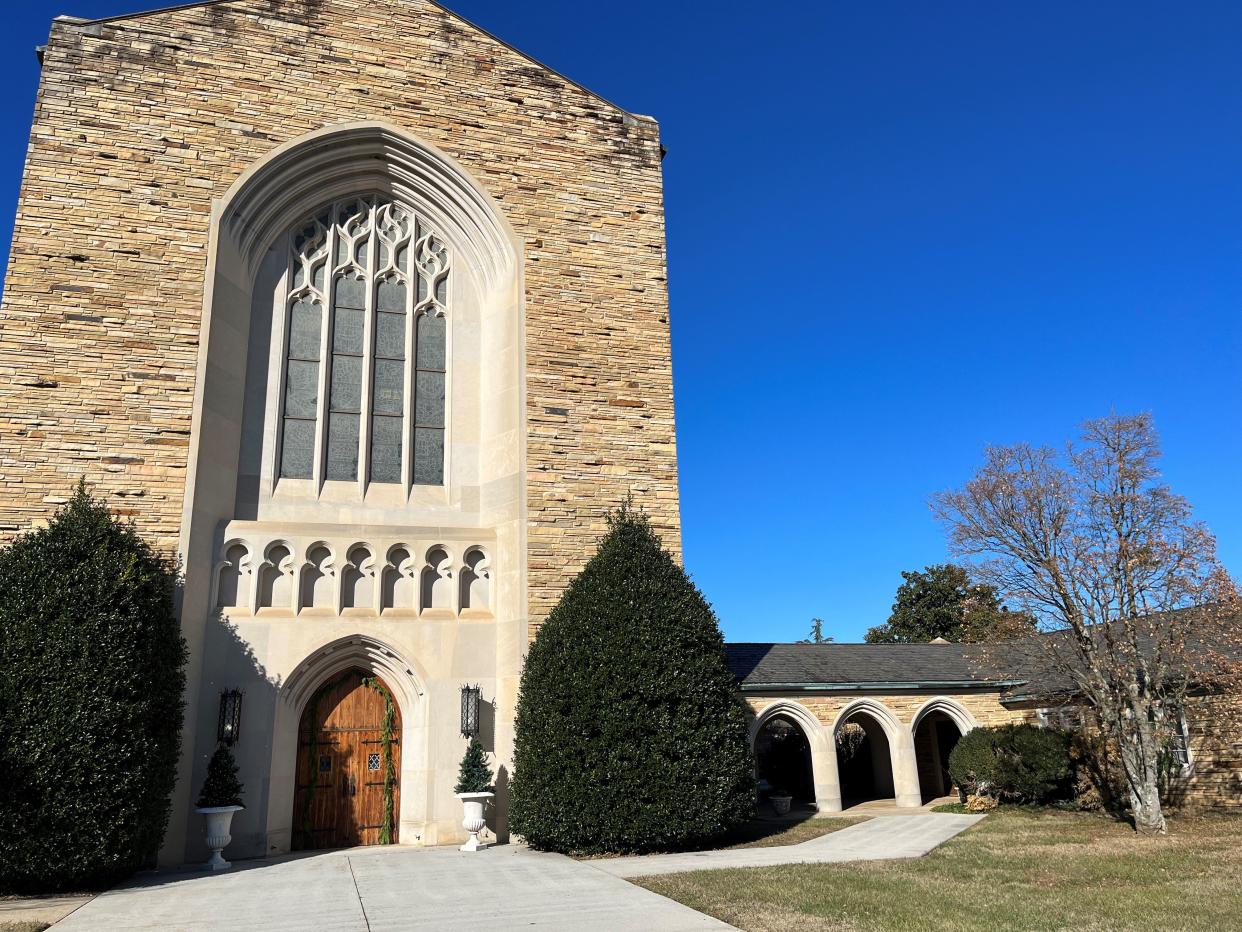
[0,485,187,893]
[948,724,1073,804]
[454,738,495,852]
[195,745,244,871]
[196,746,245,809]
[454,738,495,794]
[509,505,755,854]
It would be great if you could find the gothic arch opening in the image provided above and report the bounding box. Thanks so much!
[835,709,896,806]
[266,634,428,852]
[172,120,525,861]
[754,714,815,810]
[293,668,402,850]
[912,703,972,802]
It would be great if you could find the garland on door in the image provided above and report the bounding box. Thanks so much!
[361,676,397,844]
[297,672,398,847]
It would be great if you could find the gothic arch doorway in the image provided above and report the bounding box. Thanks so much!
[754,714,815,807]
[835,710,896,805]
[914,710,966,801]
[293,669,401,850]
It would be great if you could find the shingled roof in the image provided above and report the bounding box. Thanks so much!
[726,607,1242,695]
[724,642,1010,690]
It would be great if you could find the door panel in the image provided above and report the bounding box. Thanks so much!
[293,670,401,850]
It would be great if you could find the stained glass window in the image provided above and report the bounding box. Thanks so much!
[276,196,450,488]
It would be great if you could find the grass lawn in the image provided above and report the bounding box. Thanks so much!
[635,809,1242,931]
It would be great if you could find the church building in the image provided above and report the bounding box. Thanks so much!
[0,0,679,864]
[3,0,1236,872]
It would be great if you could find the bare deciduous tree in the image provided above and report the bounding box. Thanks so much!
[933,413,1240,834]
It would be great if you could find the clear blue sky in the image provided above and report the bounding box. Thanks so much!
[2,2,1239,643]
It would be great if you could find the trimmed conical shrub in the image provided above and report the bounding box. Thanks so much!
[0,483,187,893]
[509,505,754,853]
[196,746,245,808]
[454,738,494,793]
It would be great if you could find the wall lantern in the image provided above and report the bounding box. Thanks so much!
[460,684,481,738]
[217,689,243,746]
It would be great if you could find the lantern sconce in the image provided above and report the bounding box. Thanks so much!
[218,689,243,746]
[460,684,480,738]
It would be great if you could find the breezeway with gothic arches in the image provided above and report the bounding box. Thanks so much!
[750,696,979,812]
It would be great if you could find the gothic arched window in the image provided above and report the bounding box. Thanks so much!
[277,195,449,488]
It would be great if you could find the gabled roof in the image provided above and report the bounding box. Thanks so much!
[726,606,1242,698]
[54,0,646,120]
[725,642,1011,690]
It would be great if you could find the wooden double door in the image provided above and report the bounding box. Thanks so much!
[293,670,401,850]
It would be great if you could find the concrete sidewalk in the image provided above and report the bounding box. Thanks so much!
[52,844,732,931]
[592,813,983,878]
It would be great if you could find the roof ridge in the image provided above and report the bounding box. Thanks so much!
[56,0,649,121]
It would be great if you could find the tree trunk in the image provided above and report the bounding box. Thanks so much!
[1129,779,1166,835]
[1119,724,1167,835]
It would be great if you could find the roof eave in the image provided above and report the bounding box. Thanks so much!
[740,680,1026,692]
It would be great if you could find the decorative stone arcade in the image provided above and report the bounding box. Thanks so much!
[748,697,979,811]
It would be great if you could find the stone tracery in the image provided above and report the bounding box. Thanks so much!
[277,195,451,489]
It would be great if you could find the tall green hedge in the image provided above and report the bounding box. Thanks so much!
[509,506,754,853]
[0,485,187,893]
[947,723,1073,803]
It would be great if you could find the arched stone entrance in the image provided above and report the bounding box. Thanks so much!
[835,711,895,804]
[754,714,815,807]
[265,634,429,854]
[912,699,976,802]
[293,669,402,849]
[749,702,842,813]
[832,699,922,809]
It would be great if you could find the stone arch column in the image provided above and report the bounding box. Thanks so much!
[833,698,922,808]
[267,634,430,853]
[750,701,842,813]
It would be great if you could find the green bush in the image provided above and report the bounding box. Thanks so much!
[196,746,245,809]
[948,724,1073,803]
[0,484,187,893]
[509,505,755,854]
[454,738,494,794]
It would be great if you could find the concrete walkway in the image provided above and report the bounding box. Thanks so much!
[53,844,732,931]
[50,815,980,929]
[594,813,983,878]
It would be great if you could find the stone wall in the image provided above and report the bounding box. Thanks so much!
[0,0,679,632]
[745,689,1030,731]
[1173,692,1242,809]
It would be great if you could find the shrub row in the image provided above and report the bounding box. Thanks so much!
[0,486,187,893]
[947,723,1074,803]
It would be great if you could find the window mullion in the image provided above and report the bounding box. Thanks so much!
[402,224,416,494]
[313,218,336,493]
[358,200,378,495]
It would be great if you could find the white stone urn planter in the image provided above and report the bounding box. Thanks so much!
[456,792,494,852]
[770,795,793,815]
[196,805,244,870]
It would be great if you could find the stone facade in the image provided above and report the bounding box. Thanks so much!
[748,687,1242,813]
[743,688,1032,812]
[1176,693,1242,808]
[0,0,679,865]
[0,0,680,623]
[745,689,1029,732]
